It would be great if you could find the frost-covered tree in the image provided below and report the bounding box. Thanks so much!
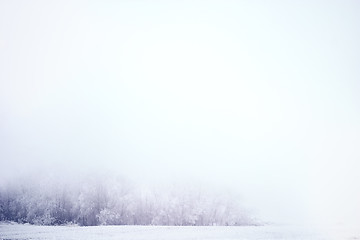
[76,177,109,226]
[0,174,256,226]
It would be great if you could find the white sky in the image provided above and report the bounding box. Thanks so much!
[1,0,360,225]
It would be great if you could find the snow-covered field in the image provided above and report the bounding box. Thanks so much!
[0,223,359,240]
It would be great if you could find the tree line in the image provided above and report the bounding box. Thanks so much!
[0,174,256,226]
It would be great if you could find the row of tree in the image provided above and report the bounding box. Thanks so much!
[0,174,255,226]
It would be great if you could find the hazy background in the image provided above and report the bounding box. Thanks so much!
[1,0,360,226]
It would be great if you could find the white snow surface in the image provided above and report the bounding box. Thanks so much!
[0,223,359,240]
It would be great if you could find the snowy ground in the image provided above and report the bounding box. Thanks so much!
[0,222,359,240]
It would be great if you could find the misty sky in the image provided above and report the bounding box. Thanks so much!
[1,1,360,225]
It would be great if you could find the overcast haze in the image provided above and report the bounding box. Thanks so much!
[1,0,360,226]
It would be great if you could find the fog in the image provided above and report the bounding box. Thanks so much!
[1,0,360,226]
